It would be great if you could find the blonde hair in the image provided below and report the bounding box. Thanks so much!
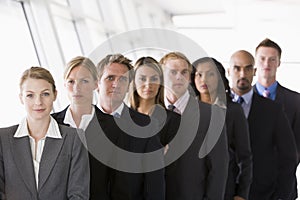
[20,66,56,93]
[159,51,192,72]
[129,57,165,110]
[64,56,97,81]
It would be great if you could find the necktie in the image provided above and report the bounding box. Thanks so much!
[168,104,176,112]
[237,96,244,104]
[262,89,270,98]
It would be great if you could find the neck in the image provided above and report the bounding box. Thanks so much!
[137,98,156,115]
[27,116,51,141]
[258,76,276,88]
[70,104,93,127]
[200,93,213,104]
[100,100,122,114]
[166,89,180,104]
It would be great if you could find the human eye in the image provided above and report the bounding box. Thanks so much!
[233,66,240,72]
[150,76,159,83]
[182,70,189,75]
[171,70,177,75]
[119,76,128,82]
[139,76,146,82]
[66,79,74,85]
[195,72,202,78]
[41,92,50,97]
[106,76,114,81]
[82,79,89,84]
[26,93,33,98]
[208,71,215,77]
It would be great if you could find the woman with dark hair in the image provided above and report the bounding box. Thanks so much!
[191,57,252,200]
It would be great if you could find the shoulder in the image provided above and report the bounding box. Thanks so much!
[277,83,300,96]
[51,106,69,123]
[0,125,19,138]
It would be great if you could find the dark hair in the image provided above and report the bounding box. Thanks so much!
[191,57,232,104]
[129,57,165,110]
[96,53,133,81]
[255,38,282,59]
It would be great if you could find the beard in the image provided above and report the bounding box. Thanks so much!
[237,78,251,91]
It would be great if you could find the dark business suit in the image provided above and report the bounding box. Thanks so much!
[0,124,89,200]
[254,83,300,160]
[254,83,300,199]
[224,102,252,200]
[165,96,229,200]
[247,92,297,200]
[53,105,165,200]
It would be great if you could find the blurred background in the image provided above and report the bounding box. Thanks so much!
[0,0,299,126]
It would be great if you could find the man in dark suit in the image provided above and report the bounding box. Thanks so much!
[228,50,298,200]
[94,54,165,200]
[253,38,300,199]
[160,52,229,200]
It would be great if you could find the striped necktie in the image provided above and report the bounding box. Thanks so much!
[237,96,244,104]
[262,89,270,98]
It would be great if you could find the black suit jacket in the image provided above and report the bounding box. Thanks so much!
[224,102,252,200]
[148,105,181,146]
[52,105,165,200]
[165,97,229,200]
[254,83,300,161]
[247,92,297,200]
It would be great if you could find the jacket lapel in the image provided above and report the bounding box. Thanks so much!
[38,133,65,191]
[11,136,37,194]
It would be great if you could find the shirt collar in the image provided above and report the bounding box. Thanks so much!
[98,102,124,116]
[14,116,62,139]
[164,90,190,114]
[63,105,95,130]
[232,89,253,105]
[255,81,278,99]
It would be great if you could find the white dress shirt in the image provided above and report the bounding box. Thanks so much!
[14,116,62,189]
[164,90,190,114]
[232,89,253,118]
[63,106,95,131]
[98,102,124,117]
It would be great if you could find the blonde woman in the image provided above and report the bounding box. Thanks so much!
[52,56,111,199]
[0,66,89,199]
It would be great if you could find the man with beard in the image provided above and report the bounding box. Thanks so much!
[228,50,297,200]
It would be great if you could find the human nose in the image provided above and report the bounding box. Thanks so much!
[73,81,81,91]
[34,95,42,105]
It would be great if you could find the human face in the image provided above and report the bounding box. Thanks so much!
[65,66,98,106]
[20,78,57,122]
[65,66,97,105]
[98,63,130,106]
[228,52,256,95]
[194,62,219,98]
[163,59,190,98]
[255,46,280,81]
[135,66,161,102]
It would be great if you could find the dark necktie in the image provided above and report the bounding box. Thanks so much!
[168,104,176,112]
[237,96,244,104]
